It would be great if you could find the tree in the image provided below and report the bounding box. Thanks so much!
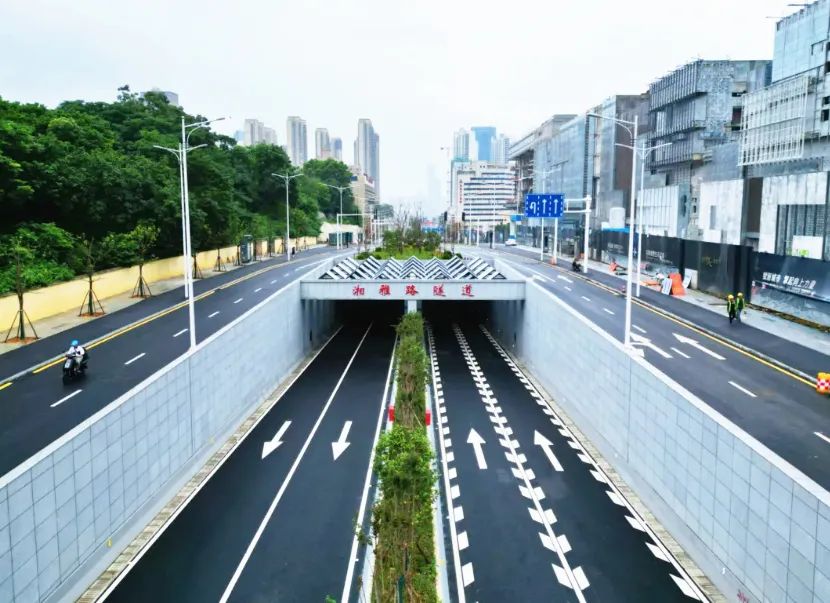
[78,236,105,317]
[129,223,159,297]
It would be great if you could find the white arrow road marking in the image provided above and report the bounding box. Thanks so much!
[261,421,291,459]
[467,429,487,469]
[124,353,146,366]
[673,333,725,360]
[332,420,352,460]
[51,389,82,408]
[173,328,188,338]
[534,431,564,472]
[209,311,220,318]
[815,432,830,445]
[729,381,757,398]
[630,333,673,359]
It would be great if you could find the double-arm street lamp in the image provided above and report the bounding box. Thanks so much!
[272,171,304,262]
[587,111,639,349]
[153,115,226,350]
[323,183,350,250]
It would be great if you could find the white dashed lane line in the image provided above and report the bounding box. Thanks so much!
[51,389,82,408]
[270,280,277,285]
[254,287,262,293]
[173,329,188,338]
[728,381,757,398]
[603,308,614,315]
[124,353,146,366]
[815,432,830,445]
[671,347,691,359]
[209,311,220,318]
[233,298,243,304]
[564,286,572,292]
[632,325,647,334]
[581,296,591,302]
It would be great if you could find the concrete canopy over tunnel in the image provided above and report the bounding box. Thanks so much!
[301,256,525,301]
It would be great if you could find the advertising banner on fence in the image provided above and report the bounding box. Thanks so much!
[751,253,830,303]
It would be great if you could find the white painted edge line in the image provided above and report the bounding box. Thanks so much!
[219,324,373,602]
[340,335,397,603]
[728,381,757,398]
[97,326,343,600]
[521,276,830,507]
[233,298,243,304]
[124,353,146,366]
[208,311,220,318]
[51,389,82,408]
[427,326,467,603]
[479,323,710,602]
[671,347,691,359]
[0,255,336,492]
[815,432,830,445]
[173,329,188,338]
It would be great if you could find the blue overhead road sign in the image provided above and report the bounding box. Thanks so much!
[524,193,564,218]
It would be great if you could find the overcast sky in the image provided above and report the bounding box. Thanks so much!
[2,0,798,214]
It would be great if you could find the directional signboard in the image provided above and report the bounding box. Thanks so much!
[524,193,564,218]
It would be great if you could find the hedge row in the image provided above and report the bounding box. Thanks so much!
[370,312,438,602]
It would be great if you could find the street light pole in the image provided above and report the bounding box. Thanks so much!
[623,114,639,348]
[272,171,304,262]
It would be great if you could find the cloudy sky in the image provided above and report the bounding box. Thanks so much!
[2,0,797,213]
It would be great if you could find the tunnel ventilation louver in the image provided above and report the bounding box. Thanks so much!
[318,255,505,281]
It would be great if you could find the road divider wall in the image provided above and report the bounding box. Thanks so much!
[0,259,338,603]
[488,259,830,603]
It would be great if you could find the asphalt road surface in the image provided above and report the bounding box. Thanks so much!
[103,316,397,603]
[0,248,342,478]
[427,317,705,602]
[477,247,830,491]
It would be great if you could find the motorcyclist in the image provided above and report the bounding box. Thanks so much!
[66,339,87,371]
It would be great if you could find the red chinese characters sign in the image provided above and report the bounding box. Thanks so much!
[461,284,474,297]
[378,284,391,296]
[405,284,419,296]
[432,284,446,297]
[352,285,365,297]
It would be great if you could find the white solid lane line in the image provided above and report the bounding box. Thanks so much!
[340,336,397,603]
[209,311,220,318]
[254,288,262,293]
[729,381,757,398]
[233,298,243,304]
[124,353,146,366]
[603,308,614,315]
[220,324,373,603]
[633,325,647,334]
[51,389,82,408]
[173,329,188,338]
[670,347,691,359]
[814,432,830,445]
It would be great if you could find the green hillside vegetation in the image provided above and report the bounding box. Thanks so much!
[0,90,358,294]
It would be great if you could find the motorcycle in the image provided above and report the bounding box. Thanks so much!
[62,352,87,385]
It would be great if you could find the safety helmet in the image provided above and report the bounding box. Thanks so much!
[727,295,734,300]
[737,292,744,297]
[71,339,79,346]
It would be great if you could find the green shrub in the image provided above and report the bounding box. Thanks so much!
[441,250,453,260]
[355,250,371,260]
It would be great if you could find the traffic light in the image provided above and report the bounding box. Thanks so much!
[443,211,448,223]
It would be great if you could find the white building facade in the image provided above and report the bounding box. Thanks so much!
[453,162,517,229]
[286,116,308,166]
[315,128,331,159]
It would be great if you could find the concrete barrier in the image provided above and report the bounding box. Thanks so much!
[488,259,830,603]
[0,259,338,602]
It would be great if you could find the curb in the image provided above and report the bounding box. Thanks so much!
[561,265,819,386]
[0,255,306,386]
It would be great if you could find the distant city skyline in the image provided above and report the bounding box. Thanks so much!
[286,116,307,166]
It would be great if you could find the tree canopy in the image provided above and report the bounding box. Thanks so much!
[0,90,353,293]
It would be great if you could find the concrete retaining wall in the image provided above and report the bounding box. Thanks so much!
[0,260,337,602]
[488,260,830,603]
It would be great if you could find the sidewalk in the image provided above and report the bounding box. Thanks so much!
[2,259,253,356]
[513,243,830,358]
